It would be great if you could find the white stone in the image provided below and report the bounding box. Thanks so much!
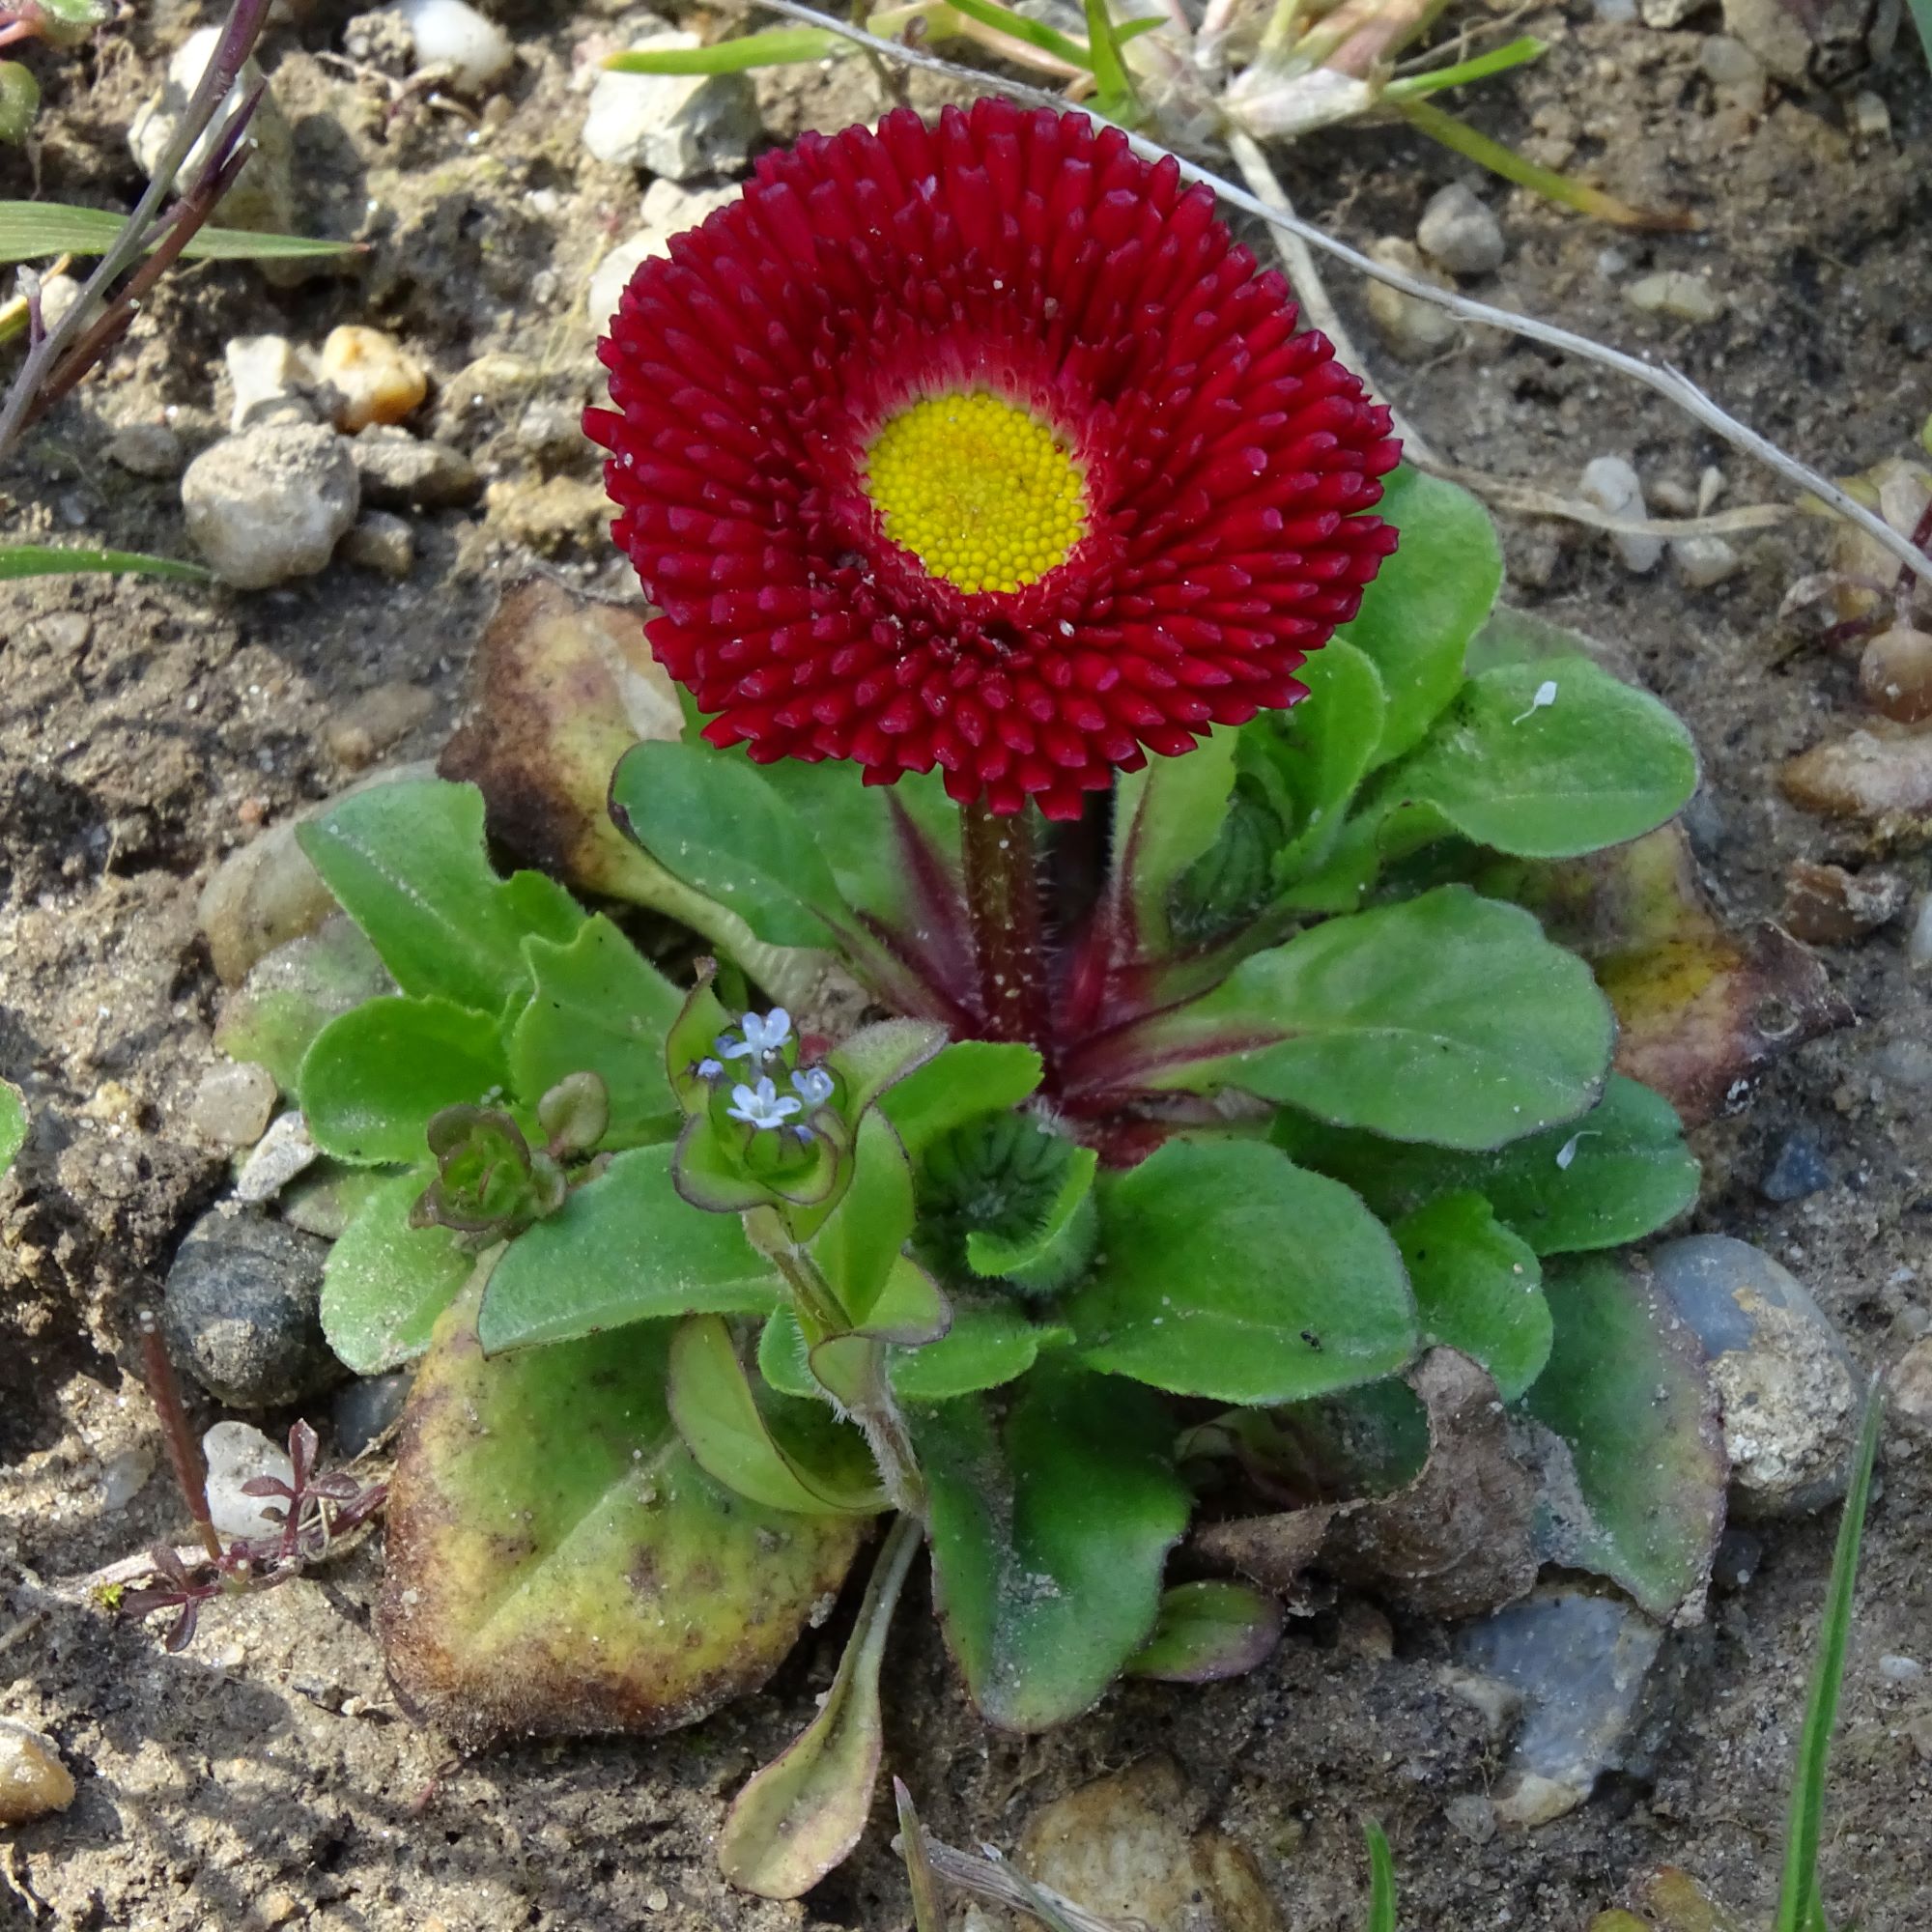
[37,271,84,331]
[1416,182,1505,277]
[225,335,308,432]
[182,422,359,589]
[1579,454,1662,574]
[236,1110,321,1203]
[394,0,514,92]
[1625,270,1725,325]
[1850,91,1890,141]
[128,26,297,239]
[587,179,739,332]
[98,1445,155,1510]
[582,28,759,181]
[1672,535,1742,589]
[1879,1653,1923,1682]
[203,1421,295,1540]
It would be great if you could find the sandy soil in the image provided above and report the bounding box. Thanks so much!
[2,1,1930,1925]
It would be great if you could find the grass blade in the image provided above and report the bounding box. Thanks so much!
[1082,0,1142,122]
[1774,1384,1883,1932]
[946,0,1092,68]
[0,199,360,265]
[1364,1820,1398,1932]
[1909,0,1930,68]
[0,542,211,582]
[1394,99,1694,231]
[604,27,843,72]
[1384,36,1548,101]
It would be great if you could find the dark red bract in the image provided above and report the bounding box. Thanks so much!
[586,99,1400,820]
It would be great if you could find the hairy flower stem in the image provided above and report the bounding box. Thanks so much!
[959,798,1054,1062]
[757,1232,926,1518]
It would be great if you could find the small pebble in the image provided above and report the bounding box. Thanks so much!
[1416,182,1505,277]
[341,510,416,580]
[1858,627,1932,724]
[225,334,310,432]
[1699,32,1765,84]
[1878,1654,1923,1683]
[642,1889,670,1914]
[1651,1236,1858,1518]
[1444,1793,1497,1844]
[394,0,513,92]
[0,1719,76,1826]
[1911,895,1932,970]
[181,422,360,589]
[1579,455,1662,574]
[351,424,481,509]
[332,1370,412,1458]
[203,1420,296,1539]
[129,27,296,238]
[1720,0,1811,80]
[586,181,738,331]
[1760,1131,1832,1204]
[1625,270,1725,326]
[1891,1336,1932,1435]
[324,681,435,769]
[319,326,428,434]
[249,1888,306,1929]
[1710,1527,1762,1593]
[1672,535,1741,589]
[1782,729,1932,831]
[163,1209,336,1406]
[1365,237,1459,361]
[236,1110,322,1204]
[98,1444,156,1510]
[104,421,186,479]
[1780,860,1906,945]
[582,27,759,181]
[188,1060,279,1148]
[1849,91,1889,141]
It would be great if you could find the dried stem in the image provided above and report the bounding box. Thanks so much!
[958,798,1054,1059]
[0,0,272,460]
[753,0,1932,582]
[136,1311,221,1565]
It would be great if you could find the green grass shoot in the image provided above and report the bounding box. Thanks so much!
[1774,1384,1885,1932]
[1365,1819,1398,1932]
[0,200,361,265]
[0,543,211,582]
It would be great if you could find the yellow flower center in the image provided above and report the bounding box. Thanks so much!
[864,390,1089,595]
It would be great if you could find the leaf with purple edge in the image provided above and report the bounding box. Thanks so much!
[1124,1580,1284,1683]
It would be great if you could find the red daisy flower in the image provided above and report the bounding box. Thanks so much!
[586,99,1401,821]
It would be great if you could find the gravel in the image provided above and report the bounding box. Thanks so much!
[181,422,360,589]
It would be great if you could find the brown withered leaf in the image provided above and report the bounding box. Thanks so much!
[440,577,681,898]
[1496,825,1851,1126]
[1196,1350,1538,1620]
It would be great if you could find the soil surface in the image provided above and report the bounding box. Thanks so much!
[3,1,1931,1927]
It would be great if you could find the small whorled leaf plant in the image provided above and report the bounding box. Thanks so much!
[271,100,1712,1894]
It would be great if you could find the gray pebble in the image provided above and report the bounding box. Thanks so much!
[1416,183,1505,277]
[104,422,186,479]
[1672,535,1742,590]
[1455,1584,1684,1828]
[163,1210,338,1407]
[187,1061,279,1149]
[332,1370,412,1458]
[1365,238,1459,361]
[1443,1793,1497,1844]
[341,511,416,580]
[182,423,359,589]
[1878,1653,1923,1683]
[351,424,481,510]
[1579,455,1662,574]
[1650,1235,1859,1518]
[1760,1131,1833,1204]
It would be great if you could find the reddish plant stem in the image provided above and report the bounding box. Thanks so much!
[137,1311,222,1566]
[958,798,1054,1065]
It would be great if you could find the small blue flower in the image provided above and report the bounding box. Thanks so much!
[791,1065,836,1108]
[737,1009,792,1056]
[696,1056,724,1079]
[726,1076,803,1131]
[792,1123,816,1145]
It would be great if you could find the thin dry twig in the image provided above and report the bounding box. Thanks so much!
[753,0,1931,582]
